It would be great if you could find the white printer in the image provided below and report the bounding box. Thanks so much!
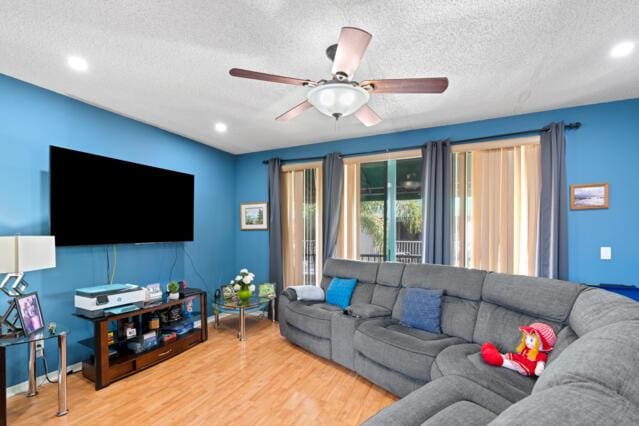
[75,284,145,318]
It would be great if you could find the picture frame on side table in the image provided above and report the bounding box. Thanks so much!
[570,183,609,210]
[15,292,45,336]
[240,202,268,230]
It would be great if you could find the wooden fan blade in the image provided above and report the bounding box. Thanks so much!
[361,77,449,94]
[354,104,382,127]
[275,100,314,122]
[331,27,372,80]
[229,68,313,86]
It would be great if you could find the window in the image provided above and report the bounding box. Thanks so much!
[452,137,541,276]
[281,163,322,286]
[337,150,422,264]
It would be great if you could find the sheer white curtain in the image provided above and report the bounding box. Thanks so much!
[336,161,360,259]
[280,164,322,287]
[454,137,541,276]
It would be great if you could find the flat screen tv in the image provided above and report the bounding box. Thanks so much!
[50,146,194,246]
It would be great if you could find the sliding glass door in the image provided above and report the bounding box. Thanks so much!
[339,152,422,263]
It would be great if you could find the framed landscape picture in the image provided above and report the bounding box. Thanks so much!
[240,202,268,230]
[570,183,609,210]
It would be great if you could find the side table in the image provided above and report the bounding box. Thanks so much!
[1,325,69,425]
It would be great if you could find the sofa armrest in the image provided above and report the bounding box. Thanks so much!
[282,288,298,301]
[346,303,391,319]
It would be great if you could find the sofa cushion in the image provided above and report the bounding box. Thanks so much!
[482,272,583,323]
[365,263,404,312]
[422,401,497,426]
[402,263,486,300]
[472,302,562,351]
[347,303,391,319]
[321,258,378,290]
[400,288,443,333]
[375,262,405,287]
[396,263,486,341]
[534,320,639,406]
[326,278,357,309]
[285,301,342,339]
[569,287,639,337]
[363,375,512,426]
[492,383,639,426]
[371,284,400,311]
[354,318,463,381]
[431,343,535,403]
[547,325,578,364]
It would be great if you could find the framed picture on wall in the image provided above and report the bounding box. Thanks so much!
[570,183,609,210]
[240,202,268,230]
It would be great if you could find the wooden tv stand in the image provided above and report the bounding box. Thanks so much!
[76,290,207,390]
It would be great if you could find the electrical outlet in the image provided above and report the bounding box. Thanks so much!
[35,341,44,358]
[600,246,612,260]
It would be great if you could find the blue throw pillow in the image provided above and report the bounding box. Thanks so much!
[325,277,358,309]
[400,288,443,334]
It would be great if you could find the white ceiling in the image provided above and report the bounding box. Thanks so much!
[1,1,638,154]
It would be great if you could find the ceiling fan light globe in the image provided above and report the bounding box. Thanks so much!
[339,91,356,107]
[306,83,369,118]
[319,89,336,107]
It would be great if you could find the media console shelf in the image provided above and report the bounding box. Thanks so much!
[75,290,207,390]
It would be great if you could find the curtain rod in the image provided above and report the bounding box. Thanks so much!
[261,122,581,165]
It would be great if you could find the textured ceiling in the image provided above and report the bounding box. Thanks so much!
[1,1,638,154]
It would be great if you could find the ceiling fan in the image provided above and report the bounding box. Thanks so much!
[229,27,449,127]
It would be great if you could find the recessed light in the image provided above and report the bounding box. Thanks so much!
[214,122,227,133]
[610,41,634,58]
[67,56,89,71]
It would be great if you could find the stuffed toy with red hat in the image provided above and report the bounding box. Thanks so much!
[481,322,557,377]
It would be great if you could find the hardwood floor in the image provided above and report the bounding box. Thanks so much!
[7,316,397,425]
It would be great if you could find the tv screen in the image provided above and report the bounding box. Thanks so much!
[50,146,194,246]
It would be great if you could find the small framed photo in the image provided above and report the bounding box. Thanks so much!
[240,202,268,230]
[570,183,609,210]
[16,292,45,336]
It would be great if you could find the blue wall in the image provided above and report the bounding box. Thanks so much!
[235,99,639,288]
[0,74,236,386]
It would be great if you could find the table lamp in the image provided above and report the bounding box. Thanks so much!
[0,236,56,335]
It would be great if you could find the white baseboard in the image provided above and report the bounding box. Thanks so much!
[6,361,83,399]
[6,314,255,400]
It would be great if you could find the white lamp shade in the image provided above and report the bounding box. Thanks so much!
[0,236,56,273]
[306,83,370,118]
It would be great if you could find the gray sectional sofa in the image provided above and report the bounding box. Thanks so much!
[278,258,639,425]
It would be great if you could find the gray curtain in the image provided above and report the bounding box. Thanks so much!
[268,158,283,318]
[322,152,344,262]
[538,122,568,279]
[421,140,452,265]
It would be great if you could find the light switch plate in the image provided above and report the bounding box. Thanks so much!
[600,246,612,260]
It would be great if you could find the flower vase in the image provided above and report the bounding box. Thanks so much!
[237,284,251,302]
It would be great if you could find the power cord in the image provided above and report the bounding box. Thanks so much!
[183,247,208,289]
[109,244,117,284]
[106,245,110,282]
[169,243,178,281]
[41,352,58,384]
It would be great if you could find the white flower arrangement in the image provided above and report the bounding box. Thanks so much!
[229,268,256,298]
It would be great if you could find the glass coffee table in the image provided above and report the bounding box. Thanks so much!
[213,296,275,341]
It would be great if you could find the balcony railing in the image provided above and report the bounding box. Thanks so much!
[303,240,423,266]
